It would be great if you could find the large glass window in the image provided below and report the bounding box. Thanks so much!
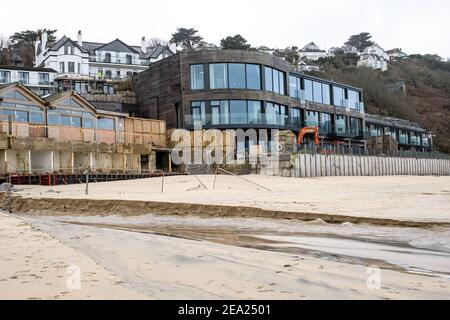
[211,101,221,125]
[305,110,319,127]
[290,108,301,127]
[322,84,330,105]
[68,62,75,73]
[304,79,313,101]
[38,73,49,85]
[247,100,262,124]
[348,90,360,110]
[229,100,247,124]
[190,64,205,90]
[246,64,261,90]
[333,86,345,107]
[97,118,115,131]
[209,63,228,89]
[190,101,206,125]
[30,112,44,124]
[320,113,332,134]
[289,76,301,99]
[265,102,276,125]
[313,81,322,103]
[349,117,362,135]
[228,64,246,89]
[335,115,347,134]
[264,67,273,92]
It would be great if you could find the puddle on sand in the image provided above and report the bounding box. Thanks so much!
[56,220,450,279]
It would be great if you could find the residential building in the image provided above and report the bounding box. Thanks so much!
[34,31,175,95]
[133,50,431,154]
[358,53,388,72]
[298,42,327,61]
[0,65,58,96]
[386,48,408,61]
[0,82,170,179]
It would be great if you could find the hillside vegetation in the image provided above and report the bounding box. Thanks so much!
[310,54,450,153]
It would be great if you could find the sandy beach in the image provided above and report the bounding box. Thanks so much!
[1,211,449,300]
[12,175,450,223]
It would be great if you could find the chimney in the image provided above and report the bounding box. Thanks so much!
[41,32,48,50]
[77,30,83,47]
[35,39,41,54]
[141,37,147,54]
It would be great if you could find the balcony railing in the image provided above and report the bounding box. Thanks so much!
[185,113,292,127]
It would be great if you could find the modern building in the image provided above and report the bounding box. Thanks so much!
[133,50,432,154]
[0,82,170,180]
[0,65,58,96]
[34,31,175,95]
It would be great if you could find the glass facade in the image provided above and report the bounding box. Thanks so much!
[319,113,332,134]
[190,64,204,90]
[207,63,261,90]
[289,76,301,99]
[190,101,206,124]
[264,67,285,95]
[290,107,301,127]
[348,90,360,111]
[304,110,319,127]
[335,115,347,134]
[333,86,345,107]
[349,117,362,136]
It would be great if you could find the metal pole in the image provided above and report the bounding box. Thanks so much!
[85,170,89,195]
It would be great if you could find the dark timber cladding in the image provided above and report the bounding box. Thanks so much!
[133,54,182,128]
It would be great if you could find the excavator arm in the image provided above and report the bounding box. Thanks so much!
[297,127,320,145]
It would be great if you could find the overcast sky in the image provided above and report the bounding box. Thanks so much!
[2,0,449,57]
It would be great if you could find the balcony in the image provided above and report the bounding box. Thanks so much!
[185,113,290,128]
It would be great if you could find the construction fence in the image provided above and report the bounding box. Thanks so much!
[259,153,450,178]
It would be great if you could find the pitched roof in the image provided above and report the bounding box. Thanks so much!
[300,42,324,52]
[0,65,57,73]
[47,36,88,53]
[93,39,140,54]
[0,82,47,105]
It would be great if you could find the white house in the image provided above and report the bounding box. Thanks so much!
[363,44,390,61]
[0,65,58,96]
[386,48,408,61]
[298,42,327,61]
[357,53,388,72]
[35,31,176,90]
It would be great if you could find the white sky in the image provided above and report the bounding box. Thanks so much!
[1,0,449,57]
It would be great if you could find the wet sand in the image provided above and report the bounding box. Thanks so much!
[3,212,449,300]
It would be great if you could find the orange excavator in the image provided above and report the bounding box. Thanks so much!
[297,127,320,145]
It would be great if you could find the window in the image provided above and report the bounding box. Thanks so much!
[18,72,29,84]
[229,100,247,124]
[246,64,261,90]
[220,100,230,124]
[209,63,228,89]
[126,54,132,64]
[335,115,347,134]
[348,90,360,110]
[322,84,330,105]
[304,79,313,101]
[289,76,301,99]
[78,63,81,74]
[0,71,11,83]
[313,81,322,103]
[97,118,115,131]
[48,112,60,126]
[265,102,286,125]
[190,64,204,90]
[190,101,206,124]
[38,73,49,85]
[71,117,82,127]
[105,70,112,79]
[333,86,345,107]
[320,113,332,134]
[211,101,221,125]
[60,62,65,73]
[228,64,246,89]
[264,67,273,92]
[104,53,112,63]
[68,62,75,73]
[247,100,262,124]
[61,115,71,126]
[290,108,301,127]
[264,67,285,95]
[30,112,44,124]
[305,110,319,127]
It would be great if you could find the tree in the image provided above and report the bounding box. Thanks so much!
[345,32,374,52]
[9,29,57,50]
[170,28,203,51]
[284,46,300,68]
[146,37,168,48]
[220,35,251,50]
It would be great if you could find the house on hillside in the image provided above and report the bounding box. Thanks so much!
[298,61,320,72]
[386,80,407,94]
[357,53,388,72]
[363,44,390,60]
[298,42,327,61]
[386,48,408,61]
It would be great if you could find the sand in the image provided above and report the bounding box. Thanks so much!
[3,212,449,300]
[0,212,149,300]
[11,175,450,224]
